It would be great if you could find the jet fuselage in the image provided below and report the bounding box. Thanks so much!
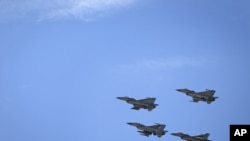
[127,122,167,137]
[171,133,210,141]
[176,89,218,103]
[117,96,158,110]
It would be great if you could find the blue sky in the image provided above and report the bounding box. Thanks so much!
[0,0,250,141]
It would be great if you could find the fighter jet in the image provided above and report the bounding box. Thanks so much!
[176,88,218,104]
[171,132,211,141]
[127,122,167,137]
[116,96,158,111]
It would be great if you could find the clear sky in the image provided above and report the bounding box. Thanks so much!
[0,0,250,141]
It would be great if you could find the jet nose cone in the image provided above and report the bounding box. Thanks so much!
[117,97,126,100]
[171,132,183,136]
[171,133,177,136]
[116,97,123,100]
[176,89,183,92]
[117,96,125,99]
[127,122,139,127]
[117,96,129,101]
[127,122,134,125]
[176,89,189,94]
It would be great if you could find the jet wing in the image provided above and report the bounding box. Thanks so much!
[138,98,156,103]
[131,105,141,110]
[148,124,166,131]
[147,107,154,111]
[155,125,167,138]
[207,101,212,104]
[144,125,165,138]
[192,97,200,102]
[198,91,215,97]
[147,124,161,129]
[138,130,152,137]
[157,133,164,137]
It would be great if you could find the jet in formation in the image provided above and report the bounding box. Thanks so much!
[171,132,211,141]
[176,88,218,104]
[116,96,158,111]
[127,122,167,137]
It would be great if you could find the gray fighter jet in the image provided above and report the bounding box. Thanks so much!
[171,132,211,141]
[127,122,167,137]
[116,97,158,111]
[176,88,218,104]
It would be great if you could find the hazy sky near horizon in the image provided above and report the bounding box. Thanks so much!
[0,0,250,141]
